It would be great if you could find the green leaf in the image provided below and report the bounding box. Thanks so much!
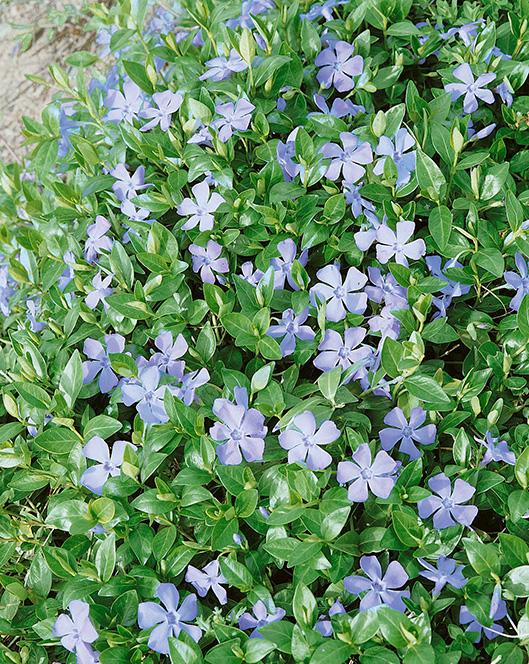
[428,206,452,251]
[518,296,529,337]
[504,565,529,597]
[463,538,501,576]
[309,641,353,664]
[219,557,254,592]
[106,294,154,320]
[293,583,317,627]
[96,533,116,583]
[59,350,83,409]
[14,382,51,410]
[472,248,505,278]
[404,374,451,408]
[416,149,446,201]
[33,428,80,455]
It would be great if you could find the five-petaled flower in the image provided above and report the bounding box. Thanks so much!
[267,307,315,356]
[150,331,188,376]
[210,387,268,465]
[213,99,255,142]
[314,327,372,378]
[81,437,136,495]
[279,410,340,470]
[418,556,467,597]
[337,443,398,502]
[84,216,113,264]
[322,132,373,183]
[121,365,169,424]
[476,431,516,466]
[185,560,228,604]
[373,128,416,187]
[315,41,363,92]
[270,239,308,290]
[138,583,201,654]
[239,600,286,638]
[200,48,248,81]
[53,600,99,663]
[445,63,496,114]
[459,599,507,642]
[106,79,143,123]
[177,180,225,231]
[379,406,436,459]
[418,473,478,529]
[189,240,229,284]
[344,555,410,612]
[375,221,426,267]
[504,253,529,311]
[83,334,125,393]
[86,272,113,310]
[140,90,183,132]
[310,264,368,321]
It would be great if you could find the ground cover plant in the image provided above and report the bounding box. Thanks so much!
[1,0,529,661]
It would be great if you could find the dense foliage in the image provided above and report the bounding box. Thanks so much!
[1,0,529,661]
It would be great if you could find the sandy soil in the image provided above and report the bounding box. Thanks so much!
[0,0,91,162]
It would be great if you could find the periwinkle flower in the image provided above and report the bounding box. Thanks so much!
[138,584,201,654]
[185,560,228,604]
[376,221,426,267]
[496,81,513,107]
[301,0,346,21]
[270,239,308,290]
[267,307,315,356]
[150,331,188,376]
[315,41,363,92]
[80,437,136,495]
[379,406,436,459]
[467,120,496,142]
[418,473,478,529]
[459,599,507,642]
[210,387,267,465]
[276,128,302,181]
[365,267,408,309]
[344,556,410,612]
[27,298,45,332]
[240,261,264,285]
[111,164,149,201]
[504,253,529,311]
[373,128,416,187]
[239,600,286,638]
[337,443,398,502]
[83,334,125,393]
[418,556,467,597]
[213,99,255,142]
[314,600,346,637]
[314,328,371,376]
[200,49,247,81]
[121,365,169,424]
[189,240,229,285]
[53,600,99,663]
[105,79,143,123]
[84,216,113,264]
[279,410,339,471]
[140,90,183,132]
[59,251,76,292]
[369,306,401,340]
[476,432,516,466]
[311,94,364,118]
[425,256,471,301]
[440,21,483,45]
[85,272,113,310]
[322,132,373,183]
[310,264,367,321]
[354,211,385,252]
[171,367,210,406]
[343,182,375,218]
[188,121,213,146]
[177,180,225,231]
[226,0,274,29]
[445,64,495,114]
